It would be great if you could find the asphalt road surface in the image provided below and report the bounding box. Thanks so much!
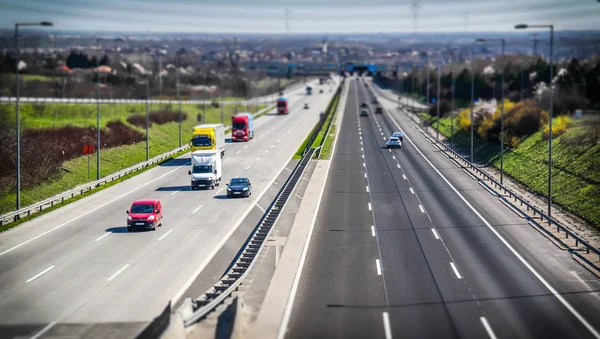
[284,79,600,339]
[0,80,336,338]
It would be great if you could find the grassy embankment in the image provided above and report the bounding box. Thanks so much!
[417,112,600,228]
[0,102,265,214]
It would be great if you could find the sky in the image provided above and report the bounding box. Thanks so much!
[1,0,599,33]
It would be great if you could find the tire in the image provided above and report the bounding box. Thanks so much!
[211,185,215,190]
[227,194,231,198]
[127,227,132,232]
[152,223,156,231]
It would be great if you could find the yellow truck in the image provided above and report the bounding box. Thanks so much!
[191,123,226,158]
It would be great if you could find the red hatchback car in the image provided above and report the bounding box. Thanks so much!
[126,199,163,231]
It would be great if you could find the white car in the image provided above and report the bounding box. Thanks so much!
[304,103,310,109]
[386,137,402,149]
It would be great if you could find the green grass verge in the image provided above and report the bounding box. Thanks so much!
[319,119,337,160]
[0,102,265,215]
[311,93,340,149]
[419,112,600,229]
[0,147,191,233]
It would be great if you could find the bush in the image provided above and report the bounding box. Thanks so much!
[543,115,570,139]
[211,101,220,108]
[149,110,187,125]
[127,114,149,128]
[458,107,471,131]
[505,100,549,138]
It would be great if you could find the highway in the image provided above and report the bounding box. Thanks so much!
[284,78,600,339]
[0,80,335,338]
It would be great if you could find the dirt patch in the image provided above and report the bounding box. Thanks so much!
[126,110,188,128]
[0,121,144,194]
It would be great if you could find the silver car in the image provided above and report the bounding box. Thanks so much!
[392,131,404,142]
[386,136,402,149]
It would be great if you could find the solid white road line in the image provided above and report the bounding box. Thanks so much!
[256,203,265,213]
[480,317,498,339]
[294,194,303,200]
[409,187,414,194]
[450,262,463,279]
[382,312,393,339]
[366,186,370,192]
[368,202,372,211]
[386,110,600,339]
[30,321,57,339]
[371,226,376,237]
[376,259,382,275]
[158,229,173,241]
[215,188,224,195]
[192,205,203,214]
[419,205,425,213]
[171,189,180,196]
[431,228,440,240]
[0,161,191,257]
[95,233,111,242]
[26,265,56,283]
[107,264,130,282]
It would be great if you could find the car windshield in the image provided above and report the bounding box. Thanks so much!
[229,178,248,186]
[192,165,212,173]
[192,135,212,146]
[389,137,399,141]
[393,132,403,137]
[232,123,246,130]
[277,101,287,107]
[131,204,154,213]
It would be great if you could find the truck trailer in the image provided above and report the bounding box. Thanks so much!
[191,123,225,158]
[231,113,254,141]
[189,150,222,190]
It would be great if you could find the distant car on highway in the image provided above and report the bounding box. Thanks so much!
[304,103,310,109]
[126,199,163,231]
[372,98,378,104]
[227,177,252,198]
[386,137,402,149]
[319,89,324,94]
[392,131,404,142]
[360,109,369,117]
[375,106,383,114]
[360,101,368,108]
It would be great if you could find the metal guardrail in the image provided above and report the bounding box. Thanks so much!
[183,147,315,327]
[396,105,600,261]
[0,104,276,227]
[0,144,191,226]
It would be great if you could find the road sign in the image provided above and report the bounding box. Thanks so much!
[82,144,95,155]
[432,98,437,103]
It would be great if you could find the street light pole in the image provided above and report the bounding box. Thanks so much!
[476,37,506,184]
[176,51,182,148]
[470,48,475,163]
[436,64,441,140]
[14,21,53,213]
[96,38,101,180]
[145,54,150,161]
[516,23,554,218]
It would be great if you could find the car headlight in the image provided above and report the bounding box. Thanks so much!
[127,215,132,221]
[227,187,232,191]
[191,178,197,182]
[243,187,249,191]
[147,215,155,221]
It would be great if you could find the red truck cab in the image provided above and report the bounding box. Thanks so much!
[231,114,254,141]
[276,97,289,115]
[126,199,163,231]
